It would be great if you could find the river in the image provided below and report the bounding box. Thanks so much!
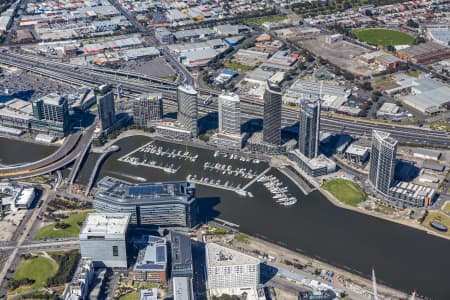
[2,135,450,298]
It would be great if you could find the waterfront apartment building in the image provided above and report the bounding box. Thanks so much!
[133,235,167,282]
[177,85,198,137]
[65,258,94,300]
[262,81,282,145]
[93,176,197,228]
[133,93,163,126]
[206,243,260,290]
[95,84,116,131]
[32,93,70,135]
[170,231,193,277]
[368,130,397,197]
[218,93,240,135]
[79,213,130,268]
[211,92,243,149]
[298,99,321,159]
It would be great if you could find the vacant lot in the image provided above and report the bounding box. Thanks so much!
[323,178,367,206]
[352,28,414,47]
[302,35,373,77]
[34,211,89,240]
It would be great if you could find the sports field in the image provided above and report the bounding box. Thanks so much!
[323,178,367,207]
[352,28,414,47]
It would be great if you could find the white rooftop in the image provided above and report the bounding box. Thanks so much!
[178,84,197,95]
[345,144,370,156]
[80,213,130,235]
[206,243,259,267]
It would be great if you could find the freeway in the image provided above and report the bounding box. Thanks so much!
[1,52,450,147]
[0,131,81,173]
[0,125,95,179]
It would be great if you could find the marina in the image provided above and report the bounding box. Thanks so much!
[258,174,298,206]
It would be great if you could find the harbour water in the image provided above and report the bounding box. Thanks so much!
[0,137,57,166]
[1,135,450,298]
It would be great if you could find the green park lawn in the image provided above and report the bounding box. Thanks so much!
[10,256,58,294]
[443,202,450,213]
[34,211,89,240]
[322,179,367,207]
[351,28,414,47]
[119,291,139,300]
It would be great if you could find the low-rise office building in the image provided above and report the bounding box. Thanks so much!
[289,150,336,177]
[344,144,370,165]
[0,183,35,211]
[79,213,130,268]
[134,236,167,282]
[93,177,197,228]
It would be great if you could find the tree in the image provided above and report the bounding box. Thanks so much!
[360,81,373,91]
[406,19,419,28]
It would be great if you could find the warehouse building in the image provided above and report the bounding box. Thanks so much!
[400,77,450,114]
[396,42,450,64]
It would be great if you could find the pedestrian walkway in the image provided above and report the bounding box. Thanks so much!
[242,167,272,191]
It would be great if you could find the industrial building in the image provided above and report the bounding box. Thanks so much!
[412,148,442,161]
[133,235,168,282]
[0,183,36,211]
[132,93,163,126]
[396,42,450,64]
[399,77,450,114]
[93,177,198,228]
[155,27,174,44]
[95,85,116,131]
[284,79,351,108]
[170,231,193,278]
[65,258,94,300]
[206,243,260,290]
[177,85,198,137]
[79,213,130,268]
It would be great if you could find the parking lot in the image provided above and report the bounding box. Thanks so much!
[0,67,75,101]
[120,57,176,79]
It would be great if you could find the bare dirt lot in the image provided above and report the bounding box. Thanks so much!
[301,35,373,77]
